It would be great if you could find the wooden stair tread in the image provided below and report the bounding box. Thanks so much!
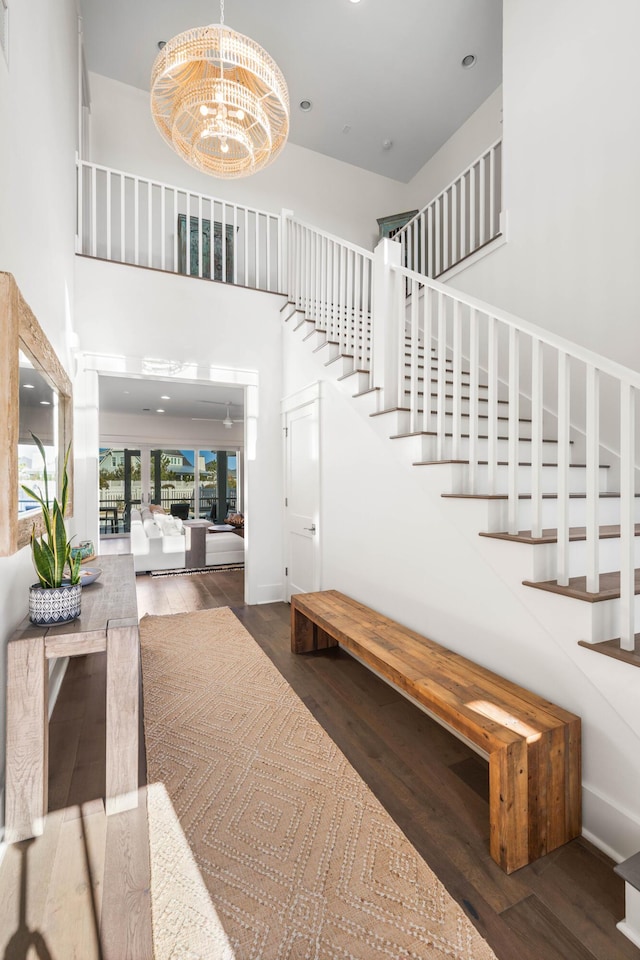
[481,524,640,545]
[578,637,640,668]
[523,569,640,602]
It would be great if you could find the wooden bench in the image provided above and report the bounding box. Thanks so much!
[291,589,581,874]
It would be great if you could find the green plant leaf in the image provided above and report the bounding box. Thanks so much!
[30,432,50,509]
[31,530,55,587]
[68,550,82,585]
[51,501,68,585]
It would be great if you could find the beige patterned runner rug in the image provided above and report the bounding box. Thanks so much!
[140,607,497,960]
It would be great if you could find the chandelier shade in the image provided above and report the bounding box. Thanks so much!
[150,23,289,179]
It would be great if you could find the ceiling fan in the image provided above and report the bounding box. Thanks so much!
[192,399,243,427]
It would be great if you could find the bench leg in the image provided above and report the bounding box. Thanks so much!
[291,604,338,654]
[489,740,529,874]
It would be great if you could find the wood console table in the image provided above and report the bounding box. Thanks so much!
[5,554,140,842]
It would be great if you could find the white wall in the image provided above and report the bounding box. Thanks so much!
[406,86,503,214]
[74,257,285,604]
[88,73,409,251]
[282,318,640,862]
[0,0,79,830]
[448,0,640,377]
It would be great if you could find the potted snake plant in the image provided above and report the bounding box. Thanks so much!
[22,433,82,624]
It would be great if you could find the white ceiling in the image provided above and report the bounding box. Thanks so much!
[79,0,502,182]
[99,375,245,422]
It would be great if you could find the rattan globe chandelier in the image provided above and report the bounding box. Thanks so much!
[150,0,289,179]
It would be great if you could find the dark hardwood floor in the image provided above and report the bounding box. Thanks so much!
[0,565,637,959]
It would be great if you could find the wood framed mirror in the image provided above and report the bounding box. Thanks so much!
[0,272,73,556]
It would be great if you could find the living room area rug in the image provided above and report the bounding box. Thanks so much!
[149,563,244,577]
[139,607,497,960]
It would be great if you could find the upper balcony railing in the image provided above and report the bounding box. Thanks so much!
[393,139,502,278]
[76,159,283,293]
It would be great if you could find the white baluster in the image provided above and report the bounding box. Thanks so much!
[530,338,543,538]
[507,326,520,535]
[148,181,153,268]
[489,146,496,239]
[234,206,239,285]
[452,299,462,460]
[105,171,112,261]
[409,279,419,434]
[346,248,354,359]
[91,167,97,257]
[556,351,570,586]
[468,308,479,492]
[427,204,434,277]
[266,211,272,291]
[469,165,476,253]
[436,292,446,459]
[479,154,486,246]
[619,383,636,650]
[255,210,260,290]
[172,189,178,272]
[134,179,142,265]
[585,365,600,592]
[160,185,166,271]
[451,181,458,267]
[420,212,426,276]
[460,172,467,259]
[443,191,449,273]
[244,208,249,287]
[435,199,441,276]
[487,315,499,494]
[197,195,203,277]
[184,192,190,275]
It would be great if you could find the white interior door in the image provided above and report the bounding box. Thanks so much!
[284,390,320,601]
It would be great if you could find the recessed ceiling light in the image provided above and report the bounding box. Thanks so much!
[156,409,165,414]
[23,383,35,389]
[299,100,312,112]
[461,54,477,68]
[160,394,170,400]
[349,0,362,4]
[40,400,51,406]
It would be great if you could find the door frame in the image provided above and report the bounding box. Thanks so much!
[282,381,322,602]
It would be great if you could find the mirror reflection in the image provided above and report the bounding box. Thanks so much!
[18,349,59,516]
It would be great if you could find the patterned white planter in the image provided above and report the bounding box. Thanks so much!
[29,582,82,625]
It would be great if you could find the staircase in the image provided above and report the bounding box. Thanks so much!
[282,214,640,862]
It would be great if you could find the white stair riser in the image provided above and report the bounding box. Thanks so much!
[467,463,609,496]
[325,355,355,378]
[336,371,371,395]
[526,537,640,581]
[508,497,639,529]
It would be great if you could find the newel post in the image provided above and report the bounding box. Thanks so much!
[280,208,294,298]
[372,237,402,409]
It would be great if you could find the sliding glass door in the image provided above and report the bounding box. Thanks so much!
[98,447,140,533]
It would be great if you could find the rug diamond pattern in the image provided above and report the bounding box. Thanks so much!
[141,607,497,960]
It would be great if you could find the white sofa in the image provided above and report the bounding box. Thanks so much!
[130,508,244,572]
[130,507,186,573]
[204,531,244,566]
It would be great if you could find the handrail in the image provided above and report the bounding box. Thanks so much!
[391,262,640,389]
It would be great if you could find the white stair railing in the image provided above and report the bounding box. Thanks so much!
[384,261,640,652]
[77,159,282,293]
[393,139,502,278]
[286,217,374,375]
